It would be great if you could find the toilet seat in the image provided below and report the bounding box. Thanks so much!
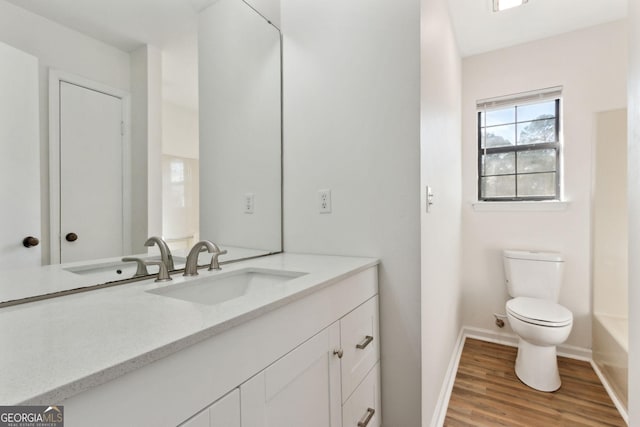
[507,297,572,327]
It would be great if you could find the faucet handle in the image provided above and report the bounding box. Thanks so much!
[122,257,150,277]
[184,241,227,275]
[208,249,228,271]
[141,260,172,282]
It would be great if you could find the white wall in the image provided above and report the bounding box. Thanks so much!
[147,47,163,242]
[281,0,421,425]
[593,109,627,317]
[199,0,282,252]
[244,0,281,28]
[461,21,627,350]
[0,0,130,263]
[419,0,462,425]
[131,45,163,253]
[163,101,199,159]
[627,0,640,424]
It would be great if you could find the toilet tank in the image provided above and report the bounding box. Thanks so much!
[503,250,564,301]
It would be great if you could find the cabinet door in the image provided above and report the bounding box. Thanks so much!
[341,296,380,402]
[180,389,240,427]
[210,389,240,427]
[0,42,40,269]
[241,323,341,427]
[181,410,209,427]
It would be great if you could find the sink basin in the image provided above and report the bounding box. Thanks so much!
[146,268,306,305]
[64,256,186,276]
[65,261,136,276]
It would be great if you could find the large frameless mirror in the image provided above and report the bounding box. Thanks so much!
[0,0,282,304]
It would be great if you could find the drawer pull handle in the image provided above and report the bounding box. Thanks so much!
[333,348,344,359]
[356,335,374,350]
[357,408,375,427]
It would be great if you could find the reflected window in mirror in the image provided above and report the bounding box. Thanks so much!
[162,155,199,252]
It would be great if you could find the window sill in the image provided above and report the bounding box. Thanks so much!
[472,200,570,212]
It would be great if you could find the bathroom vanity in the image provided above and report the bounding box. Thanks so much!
[0,254,380,427]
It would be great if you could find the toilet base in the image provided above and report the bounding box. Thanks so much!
[514,338,561,392]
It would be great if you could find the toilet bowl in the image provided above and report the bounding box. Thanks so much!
[506,297,573,392]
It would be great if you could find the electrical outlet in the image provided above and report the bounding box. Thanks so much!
[318,189,331,213]
[244,193,254,214]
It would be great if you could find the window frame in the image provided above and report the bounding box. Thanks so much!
[477,97,561,202]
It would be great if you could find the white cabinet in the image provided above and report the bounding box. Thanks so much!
[0,41,41,269]
[210,390,241,427]
[241,323,342,427]
[61,265,379,427]
[342,363,381,427]
[339,297,381,427]
[181,389,240,427]
[339,296,380,403]
[241,295,381,427]
[181,410,208,427]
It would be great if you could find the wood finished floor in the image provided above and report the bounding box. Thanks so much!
[444,338,625,427]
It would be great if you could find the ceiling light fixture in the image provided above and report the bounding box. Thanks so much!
[493,0,528,12]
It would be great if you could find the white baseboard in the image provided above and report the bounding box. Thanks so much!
[429,326,595,426]
[429,329,466,427]
[591,361,629,425]
[463,326,519,348]
[463,326,593,361]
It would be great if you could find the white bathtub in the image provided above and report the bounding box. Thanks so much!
[593,313,628,414]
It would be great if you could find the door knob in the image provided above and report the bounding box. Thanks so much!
[65,232,78,242]
[22,236,40,248]
[333,349,343,359]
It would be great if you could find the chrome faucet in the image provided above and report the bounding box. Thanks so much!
[184,240,228,276]
[144,236,174,271]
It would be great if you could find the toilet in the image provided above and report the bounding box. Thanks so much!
[503,250,573,392]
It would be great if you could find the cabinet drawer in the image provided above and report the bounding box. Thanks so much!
[341,296,379,402]
[342,363,381,427]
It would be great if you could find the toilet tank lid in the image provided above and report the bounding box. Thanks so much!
[503,250,563,262]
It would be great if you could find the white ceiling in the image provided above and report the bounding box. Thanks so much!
[5,0,202,51]
[5,0,206,110]
[5,0,629,106]
[447,0,628,57]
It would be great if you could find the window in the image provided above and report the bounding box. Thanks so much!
[477,88,561,201]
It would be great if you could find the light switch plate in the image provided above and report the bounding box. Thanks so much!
[426,186,434,213]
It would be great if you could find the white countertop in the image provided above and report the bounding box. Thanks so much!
[0,253,378,405]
